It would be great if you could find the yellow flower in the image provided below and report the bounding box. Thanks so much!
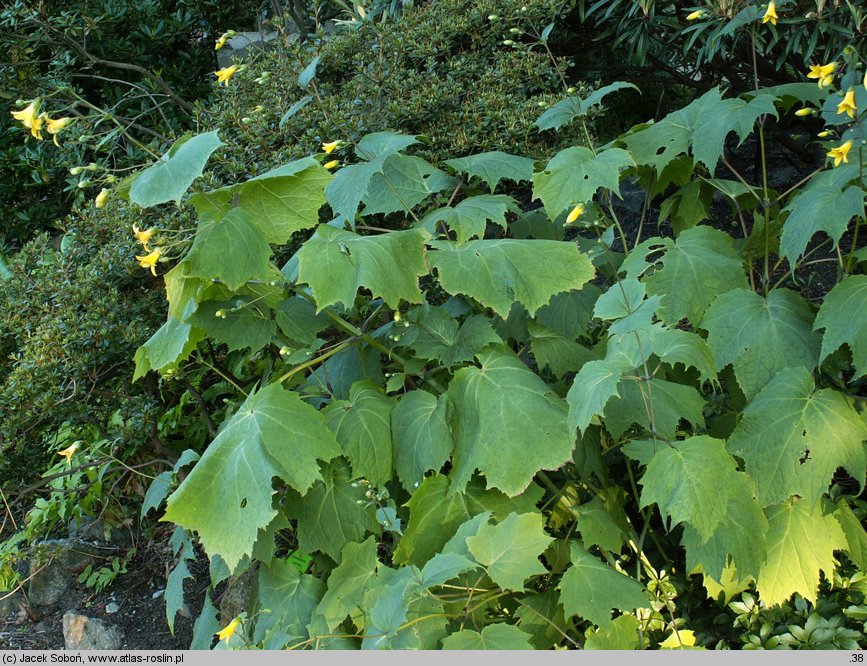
[794,107,813,117]
[43,115,74,146]
[686,10,704,20]
[322,140,340,154]
[95,189,110,208]
[762,2,777,25]
[827,140,852,167]
[864,69,867,91]
[807,62,837,89]
[216,618,240,642]
[566,204,585,224]
[56,443,78,464]
[215,35,228,50]
[136,248,162,276]
[837,88,857,119]
[10,99,39,130]
[214,65,238,86]
[817,130,832,138]
[132,223,154,248]
[324,159,340,170]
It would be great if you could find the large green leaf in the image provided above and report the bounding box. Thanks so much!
[527,322,596,378]
[756,498,847,606]
[532,147,634,220]
[639,436,750,541]
[130,131,223,207]
[186,208,274,291]
[252,561,324,649]
[324,380,394,486]
[624,227,748,326]
[393,475,543,566]
[535,82,639,131]
[594,278,660,336]
[274,297,330,345]
[285,458,380,562]
[701,288,820,400]
[466,512,553,591]
[534,286,601,339]
[781,172,865,266]
[559,544,647,628]
[447,347,575,496]
[441,624,534,649]
[603,378,705,439]
[444,151,537,193]
[391,391,453,492]
[163,384,341,571]
[363,154,454,217]
[133,316,205,381]
[316,537,379,631]
[188,300,275,353]
[420,195,517,244]
[728,367,867,507]
[297,226,429,310]
[814,275,867,378]
[429,239,595,318]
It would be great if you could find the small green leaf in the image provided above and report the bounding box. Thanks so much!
[133,317,205,381]
[297,56,320,88]
[444,151,537,193]
[317,537,379,631]
[420,195,517,244]
[252,561,324,648]
[165,558,192,634]
[466,513,553,591]
[604,378,705,439]
[814,275,867,378]
[188,300,276,352]
[535,82,639,131]
[406,304,501,366]
[130,131,223,207]
[534,286,600,339]
[584,614,641,650]
[441,623,534,649]
[559,544,647,628]
[275,297,330,345]
[363,155,454,217]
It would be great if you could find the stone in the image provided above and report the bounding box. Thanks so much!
[218,565,257,627]
[62,612,123,650]
[28,560,68,607]
[216,31,281,69]
[35,539,99,574]
[67,516,106,541]
[0,590,22,618]
[104,601,119,614]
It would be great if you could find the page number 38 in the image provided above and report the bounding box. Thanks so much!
[851,654,864,662]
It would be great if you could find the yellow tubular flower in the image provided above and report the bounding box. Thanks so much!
[794,107,812,117]
[820,74,835,89]
[214,65,238,86]
[136,248,162,276]
[29,114,45,140]
[686,10,704,20]
[56,443,78,464]
[10,100,39,129]
[566,204,585,224]
[827,140,852,167]
[215,35,228,50]
[132,223,154,248]
[837,88,857,118]
[323,159,340,170]
[43,115,73,146]
[95,189,110,208]
[807,62,837,89]
[322,140,340,154]
[762,2,777,25]
[217,618,240,642]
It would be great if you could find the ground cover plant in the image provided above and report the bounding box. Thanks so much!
[2,0,866,651]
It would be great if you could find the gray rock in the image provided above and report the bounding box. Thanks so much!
[35,539,99,574]
[0,590,22,618]
[67,516,105,541]
[28,560,68,607]
[62,612,123,650]
[104,602,119,614]
[218,565,257,626]
[216,31,282,68]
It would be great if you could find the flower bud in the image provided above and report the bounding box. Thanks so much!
[487,14,499,20]
[69,166,84,176]
[502,39,515,46]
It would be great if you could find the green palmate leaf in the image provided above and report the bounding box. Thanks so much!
[574,495,627,553]
[534,286,601,339]
[190,593,220,650]
[447,347,575,496]
[420,194,517,244]
[186,208,274,291]
[133,316,205,381]
[814,275,867,378]
[648,325,717,384]
[252,561,324,649]
[527,322,596,378]
[624,87,777,173]
[363,154,454,217]
[441,624,534,650]
[594,278,660,336]
[429,239,595,318]
[317,537,380,631]
[163,261,204,320]
[680,473,768,582]
[188,300,275,352]
[356,131,419,159]
[419,552,477,589]
[781,171,865,266]
[625,227,748,326]
[559,544,647,628]
[406,304,501,366]
[274,297,330,345]
[391,391,453,492]
[603,378,705,439]
[324,380,394,486]
[130,131,223,207]
[515,592,569,649]
[285,458,379,562]
[535,82,639,131]
[701,288,820,400]
[444,151,538,193]
[297,226,429,310]
[639,436,749,541]
[532,147,634,220]
[466,512,553,591]
[307,345,384,401]
[756,498,847,607]
[163,384,341,571]
[393,475,543,566]
[833,499,867,571]
[584,614,641,650]
[165,558,192,635]
[728,367,867,507]
[658,180,713,235]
